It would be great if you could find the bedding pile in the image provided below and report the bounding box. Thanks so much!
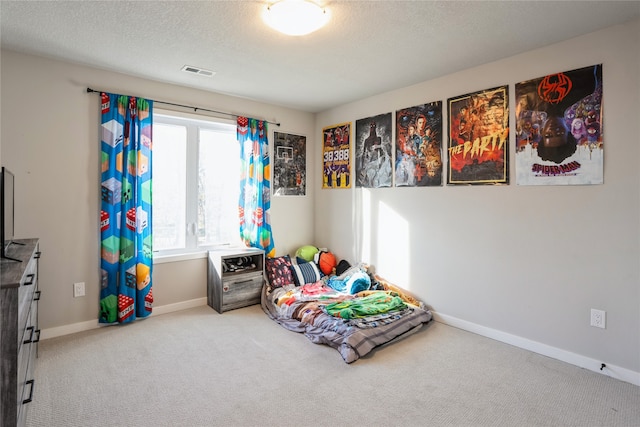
[261,253,432,363]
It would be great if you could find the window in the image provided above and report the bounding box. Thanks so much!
[153,111,242,257]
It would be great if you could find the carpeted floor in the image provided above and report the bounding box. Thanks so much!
[26,304,640,426]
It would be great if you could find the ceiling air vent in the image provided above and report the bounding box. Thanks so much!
[181,65,216,77]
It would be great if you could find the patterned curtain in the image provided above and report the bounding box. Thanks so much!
[99,93,153,324]
[237,117,275,257]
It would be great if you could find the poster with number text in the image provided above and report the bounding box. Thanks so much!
[322,122,351,189]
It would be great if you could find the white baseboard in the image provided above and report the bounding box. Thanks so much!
[152,297,208,316]
[433,312,640,387]
[40,297,208,340]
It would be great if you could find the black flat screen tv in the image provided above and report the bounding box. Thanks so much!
[1,166,21,262]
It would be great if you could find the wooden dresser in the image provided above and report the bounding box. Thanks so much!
[1,238,41,427]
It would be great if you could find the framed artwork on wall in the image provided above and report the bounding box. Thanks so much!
[322,122,351,189]
[395,101,443,187]
[447,85,510,185]
[355,113,393,188]
[273,131,306,196]
[515,64,603,185]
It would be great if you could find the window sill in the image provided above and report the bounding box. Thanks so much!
[153,244,248,264]
[153,251,208,264]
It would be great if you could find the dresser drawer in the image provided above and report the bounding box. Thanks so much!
[16,339,36,427]
[18,307,38,399]
[20,306,40,349]
[17,257,38,338]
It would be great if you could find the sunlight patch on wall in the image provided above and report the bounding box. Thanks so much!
[377,201,410,289]
[356,189,371,263]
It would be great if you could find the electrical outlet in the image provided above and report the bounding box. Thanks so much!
[73,282,85,298]
[590,309,606,329]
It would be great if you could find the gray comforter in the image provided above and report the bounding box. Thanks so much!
[261,280,432,363]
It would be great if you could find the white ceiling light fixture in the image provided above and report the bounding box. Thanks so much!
[263,0,329,36]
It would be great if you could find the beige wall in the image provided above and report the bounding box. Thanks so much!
[315,19,640,378]
[0,51,315,330]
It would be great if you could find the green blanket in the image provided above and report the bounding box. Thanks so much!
[324,292,407,319]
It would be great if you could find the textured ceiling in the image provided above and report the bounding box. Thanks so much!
[1,1,639,113]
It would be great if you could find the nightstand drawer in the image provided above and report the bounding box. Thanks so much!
[220,273,263,312]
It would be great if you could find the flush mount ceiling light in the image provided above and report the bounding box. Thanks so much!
[263,0,329,36]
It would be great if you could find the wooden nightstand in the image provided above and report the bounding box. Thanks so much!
[207,248,265,313]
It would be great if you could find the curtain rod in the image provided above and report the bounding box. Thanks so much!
[86,87,281,127]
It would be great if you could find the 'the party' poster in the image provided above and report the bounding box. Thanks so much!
[447,86,509,185]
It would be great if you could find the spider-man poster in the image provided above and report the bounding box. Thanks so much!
[447,85,509,185]
[515,64,603,185]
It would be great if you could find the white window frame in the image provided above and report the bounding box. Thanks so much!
[152,109,241,264]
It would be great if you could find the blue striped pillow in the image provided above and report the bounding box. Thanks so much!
[292,261,322,285]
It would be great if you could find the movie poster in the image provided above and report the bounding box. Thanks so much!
[447,86,509,185]
[395,101,443,187]
[355,113,393,188]
[515,64,603,185]
[322,122,351,189]
[273,131,306,196]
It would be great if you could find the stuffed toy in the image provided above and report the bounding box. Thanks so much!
[317,251,337,275]
[295,245,319,262]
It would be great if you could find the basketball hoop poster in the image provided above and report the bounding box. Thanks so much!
[273,131,306,196]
